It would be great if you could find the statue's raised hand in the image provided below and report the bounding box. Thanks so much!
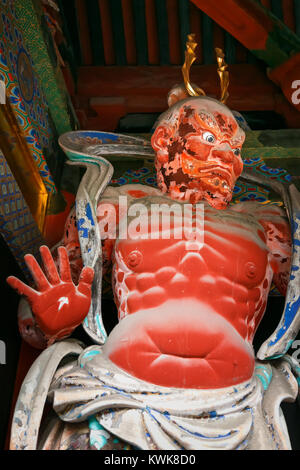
[7,245,94,343]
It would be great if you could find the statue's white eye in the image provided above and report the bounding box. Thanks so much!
[203,132,216,143]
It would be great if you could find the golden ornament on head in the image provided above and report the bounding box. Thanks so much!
[181,34,206,97]
[182,34,229,104]
[215,47,230,104]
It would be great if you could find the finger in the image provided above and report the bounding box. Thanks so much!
[39,245,60,285]
[6,276,38,300]
[78,267,94,287]
[24,254,50,292]
[58,246,72,282]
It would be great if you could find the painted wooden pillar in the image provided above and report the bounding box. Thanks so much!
[190,0,300,114]
[0,148,45,280]
[0,0,80,244]
[15,0,78,135]
[0,0,57,195]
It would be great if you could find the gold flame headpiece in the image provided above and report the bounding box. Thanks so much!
[182,34,230,104]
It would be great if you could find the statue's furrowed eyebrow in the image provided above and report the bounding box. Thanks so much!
[193,112,222,138]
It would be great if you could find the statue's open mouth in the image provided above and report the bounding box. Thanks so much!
[181,154,235,190]
[189,172,233,194]
[180,171,233,208]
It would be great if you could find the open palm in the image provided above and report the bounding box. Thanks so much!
[7,245,94,342]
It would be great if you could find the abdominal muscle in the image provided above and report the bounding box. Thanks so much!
[107,206,272,389]
[104,298,255,389]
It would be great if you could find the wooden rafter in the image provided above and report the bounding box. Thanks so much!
[190,0,300,115]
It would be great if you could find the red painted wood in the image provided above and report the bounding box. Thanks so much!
[121,0,137,64]
[274,94,300,128]
[145,0,160,64]
[190,0,300,115]
[260,0,271,9]
[98,0,115,65]
[269,52,300,113]
[74,60,300,130]
[189,2,203,64]
[77,64,277,102]
[75,0,93,65]
[282,0,296,31]
[190,0,273,51]
[74,63,290,130]
[166,0,181,64]
[90,96,127,130]
[43,191,76,248]
[213,22,225,53]
[235,41,248,64]
[259,0,296,32]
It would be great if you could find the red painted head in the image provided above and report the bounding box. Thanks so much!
[151,96,245,209]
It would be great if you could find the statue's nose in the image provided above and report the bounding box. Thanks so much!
[211,149,234,163]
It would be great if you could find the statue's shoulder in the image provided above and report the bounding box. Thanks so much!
[229,200,287,220]
[100,184,163,206]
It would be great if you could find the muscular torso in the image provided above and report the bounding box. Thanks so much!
[62,184,291,389]
[113,206,271,337]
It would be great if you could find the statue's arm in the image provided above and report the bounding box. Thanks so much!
[7,245,94,347]
[7,198,114,348]
[255,204,292,296]
[51,205,84,284]
[53,199,117,281]
[231,201,292,295]
[8,203,98,349]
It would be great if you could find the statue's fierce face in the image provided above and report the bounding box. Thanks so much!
[151,97,245,209]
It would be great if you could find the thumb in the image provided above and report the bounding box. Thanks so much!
[78,266,94,290]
